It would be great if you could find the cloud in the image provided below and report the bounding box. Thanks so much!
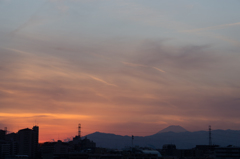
[0,47,115,114]
[180,22,240,47]
[211,34,240,46]
[49,0,70,13]
[152,67,165,73]
[121,61,146,68]
[128,41,227,76]
[182,22,240,33]
[88,75,117,87]
[122,61,165,73]
[0,35,240,138]
[0,113,90,119]
[1,0,240,140]
[9,1,49,35]
[63,137,72,142]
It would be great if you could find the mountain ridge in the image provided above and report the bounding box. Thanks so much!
[157,125,188,133]
[83,128,240,149]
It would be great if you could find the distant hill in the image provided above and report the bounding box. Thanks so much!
[157,125,188,133]
[84,129,240,149]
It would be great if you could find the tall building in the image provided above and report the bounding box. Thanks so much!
[32,126,39,158]
[5,132,18,156]
[18,126,39,159]
[0,130,6,141]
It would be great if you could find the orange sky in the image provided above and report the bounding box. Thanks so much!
[1,0,240,143]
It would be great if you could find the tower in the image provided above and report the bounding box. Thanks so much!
[209,125,212,146]
[78,124,81,138]
[4,127,7,134]
[73,124,81,146]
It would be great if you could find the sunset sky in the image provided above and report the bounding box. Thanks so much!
[0,0,240,142]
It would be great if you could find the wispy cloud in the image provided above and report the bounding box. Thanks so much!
[182,22,240,33]
[88,75,117,87]
[121,61,146,67]
[3,48,33,56]
[152,67,165,73]
[122,61,165,73]
[9,1,48,35]
[211,34,240,46]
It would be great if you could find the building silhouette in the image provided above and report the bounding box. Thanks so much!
[18,126,39,159]
[0,130,6,141]
[0,126,39,159]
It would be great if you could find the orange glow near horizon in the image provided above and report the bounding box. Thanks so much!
[3,111,240,144]
[0,113,91,119]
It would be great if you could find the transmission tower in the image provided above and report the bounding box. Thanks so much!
[78,124,81,138]
[209,125,212,145]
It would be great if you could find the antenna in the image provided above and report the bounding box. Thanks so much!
[78,124,81,138]
[4,127,7,134]
[209,125,212,146]
[132,135,134,148]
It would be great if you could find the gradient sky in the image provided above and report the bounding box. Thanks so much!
[0,0,240,142]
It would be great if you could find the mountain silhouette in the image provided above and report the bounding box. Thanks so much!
[84,129,240,149]
[157,125,188,133]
